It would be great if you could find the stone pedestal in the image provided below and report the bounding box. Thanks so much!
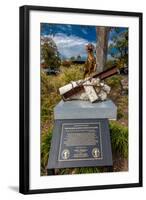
[54,99,117,120]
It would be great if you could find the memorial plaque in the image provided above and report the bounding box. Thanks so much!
[58,122,102,161]
[47,118,113,169]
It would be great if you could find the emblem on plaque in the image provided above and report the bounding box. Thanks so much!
[61,149,70,160]
[92,148,100,158]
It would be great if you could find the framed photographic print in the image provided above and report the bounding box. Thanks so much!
[19,5,143,194]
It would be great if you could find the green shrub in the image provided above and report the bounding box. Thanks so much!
[117,108,124,119]
[41,131,52,175]
[58,167,102,175]
[76,167,102,174]
[61,65,83,84]
[109,121,128,158]
[106,75,122,88]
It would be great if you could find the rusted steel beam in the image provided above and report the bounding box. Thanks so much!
[92,66,117,80]
[62,85,85,100]
[62,66,118,100]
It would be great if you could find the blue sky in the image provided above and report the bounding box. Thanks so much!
[41,23,127,60]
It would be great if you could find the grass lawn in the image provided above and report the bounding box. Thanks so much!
[41,65,128,175]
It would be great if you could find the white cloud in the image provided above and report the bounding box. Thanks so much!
[45,33,95,59]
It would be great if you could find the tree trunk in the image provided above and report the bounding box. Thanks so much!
[96,27,109,73]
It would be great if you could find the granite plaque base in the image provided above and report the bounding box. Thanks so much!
[47,118,113,170]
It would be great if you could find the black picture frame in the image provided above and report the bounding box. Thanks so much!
[19,5,143,194]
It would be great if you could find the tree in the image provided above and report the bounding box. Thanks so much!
[70,56,75,62]
[96,27,110,73]
[77,55,81,61]
[109,30,128,68]
[41,37,61,69]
